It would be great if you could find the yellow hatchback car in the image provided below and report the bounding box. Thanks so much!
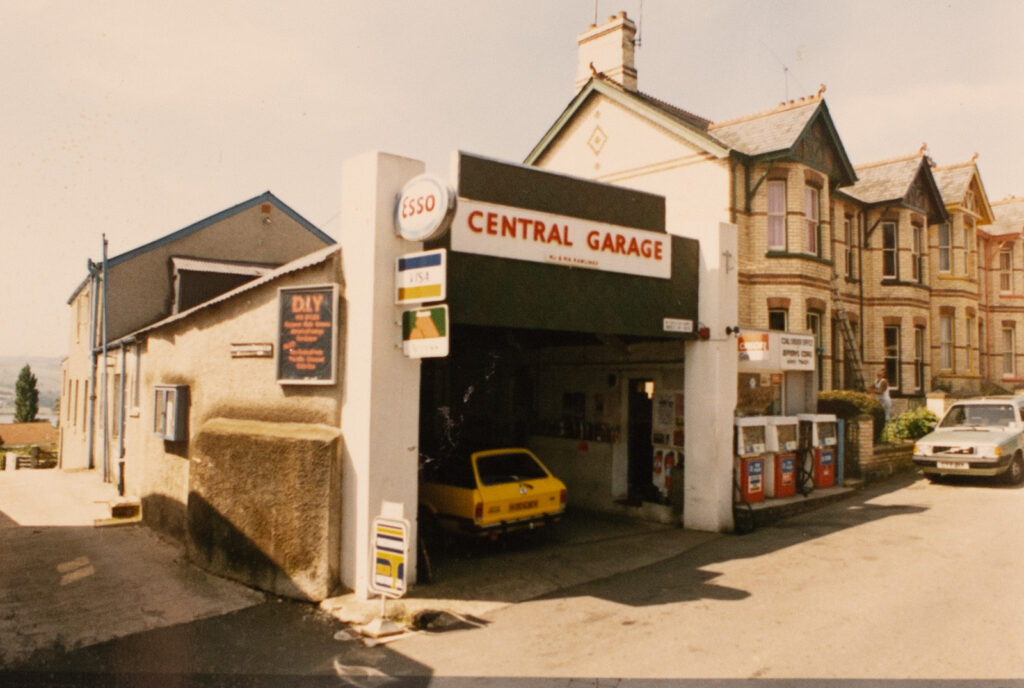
[420,448,567,538]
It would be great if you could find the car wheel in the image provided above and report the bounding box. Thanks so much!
[1005,453,1024,486]
[926,473,945,484]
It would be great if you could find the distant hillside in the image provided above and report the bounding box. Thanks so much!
[0,357,62,409]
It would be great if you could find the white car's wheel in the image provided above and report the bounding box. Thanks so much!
[1005,453,1024,486]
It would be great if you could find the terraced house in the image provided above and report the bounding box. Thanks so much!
[529,11,1021,409]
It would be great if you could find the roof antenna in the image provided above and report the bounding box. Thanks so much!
[636,0,644,48]
[593,0,598,24]
[760,39,794,102]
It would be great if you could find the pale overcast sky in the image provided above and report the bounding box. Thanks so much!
[3,0,1023,358]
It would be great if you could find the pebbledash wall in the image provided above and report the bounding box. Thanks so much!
[121,245,345,600]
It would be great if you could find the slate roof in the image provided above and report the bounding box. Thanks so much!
[932,163,977,204]
[931,159,995,225]
[989,197,1024,236]
[845,155,926,205]
[0,422,58,447]
[708,99,820,157]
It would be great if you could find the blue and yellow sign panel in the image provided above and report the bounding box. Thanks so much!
[370,517,409,598]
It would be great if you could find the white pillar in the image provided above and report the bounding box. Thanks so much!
[339,151,425,598]
[683,221,738,532]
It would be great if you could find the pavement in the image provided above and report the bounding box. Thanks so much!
[0,467,264,669]
[0,464,860,676]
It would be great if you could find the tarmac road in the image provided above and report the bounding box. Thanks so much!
[381,473,1024,679]
[5,468,1023,683]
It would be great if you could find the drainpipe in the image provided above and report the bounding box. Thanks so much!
[102,235,110,484]
[86,259,98,471]
[858,213,866,358]
[118,341,127,496]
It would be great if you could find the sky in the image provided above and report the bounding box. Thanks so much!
[3,0,1024,359]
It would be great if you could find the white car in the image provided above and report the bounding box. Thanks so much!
[913,397,1024,485]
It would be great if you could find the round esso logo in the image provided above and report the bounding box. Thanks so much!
[395,174,455,242]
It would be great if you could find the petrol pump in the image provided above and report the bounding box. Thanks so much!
[765,416,799,498]
[734,416,768,503]
[797,413,839,488]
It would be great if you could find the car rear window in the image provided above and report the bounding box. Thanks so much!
[940,404,1017,428]
[476,451,549,486]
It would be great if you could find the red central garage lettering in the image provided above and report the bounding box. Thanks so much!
[467,210,573,246]
[586,230,664,260]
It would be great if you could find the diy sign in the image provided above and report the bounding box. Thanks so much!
[278,285,337,384]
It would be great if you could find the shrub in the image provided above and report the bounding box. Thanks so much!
[880,406,938,443]
[817,390,885,439]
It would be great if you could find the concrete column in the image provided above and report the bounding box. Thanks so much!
[339,151,425,599]
[683,221,739,532]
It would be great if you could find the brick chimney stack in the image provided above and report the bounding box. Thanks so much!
[576,11,637,93]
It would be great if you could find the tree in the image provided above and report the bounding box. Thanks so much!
[14,365,39,423]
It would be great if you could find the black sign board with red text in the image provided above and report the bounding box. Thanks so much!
[277,285,337,384]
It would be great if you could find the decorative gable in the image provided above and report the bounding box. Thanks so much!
[792,115,848,184]
[905,163,945,222]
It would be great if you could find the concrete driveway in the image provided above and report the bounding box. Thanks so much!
[0,468,263,668]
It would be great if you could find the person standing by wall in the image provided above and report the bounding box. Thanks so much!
[873,368,892,421]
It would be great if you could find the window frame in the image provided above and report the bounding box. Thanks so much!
[884,325,901,390]
[1000,247,1013,293]
[1003,327,1016,378]
[911,225,924,283]
[153,384,189,442]
[966,315,975,373]
[914,325,926,392]
[805,185,820,256]
[940,314,954,371]
[938,223,951,273]
[768,309,787,332]
[882,222,898,279]
[767,180,787,251]
[844,216,856,279]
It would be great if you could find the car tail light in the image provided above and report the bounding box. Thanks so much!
[474,501,483,522]
[559,489,567,506]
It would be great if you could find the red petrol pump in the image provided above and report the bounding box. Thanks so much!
[797,413,838,489]
[734,416,768,503]
[765,416,798,498]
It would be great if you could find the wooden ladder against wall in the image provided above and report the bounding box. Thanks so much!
[831,275,867,391]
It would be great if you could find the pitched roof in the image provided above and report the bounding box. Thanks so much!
[708,99,819,157]
[931,158,995,225]
[841,152,948,222]
[525,76,728,164]
[845,154,926,204]
[0,421,58,447]
[989,197,1024,236]
[68,191,334,303]
[106,191,334,269]
[123,243,343,342]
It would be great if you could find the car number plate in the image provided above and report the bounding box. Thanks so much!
[509,500,538,512]
[937,461,970,470]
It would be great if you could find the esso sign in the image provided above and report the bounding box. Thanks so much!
[395,174,455,242]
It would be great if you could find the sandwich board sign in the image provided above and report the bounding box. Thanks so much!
[370,516,409,598]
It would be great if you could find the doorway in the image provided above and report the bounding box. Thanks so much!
[627,378,655,504]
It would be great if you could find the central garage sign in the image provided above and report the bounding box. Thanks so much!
[451,198,671,279]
